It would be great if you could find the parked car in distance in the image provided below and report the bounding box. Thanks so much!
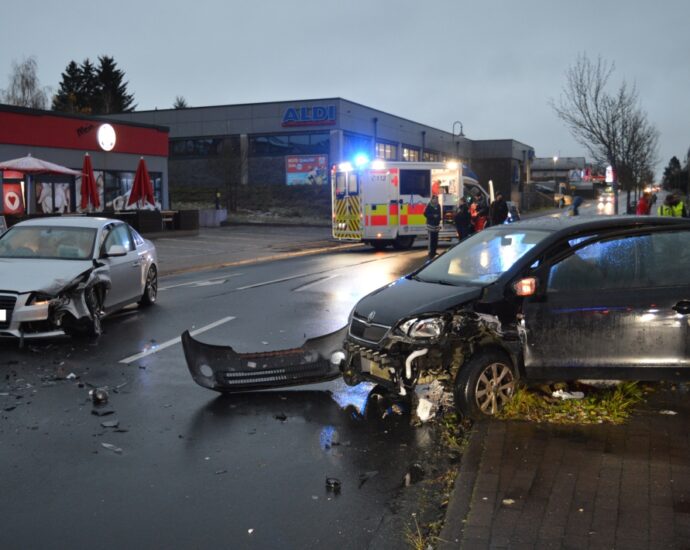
[182,217,690,419]
[0,217,158,340]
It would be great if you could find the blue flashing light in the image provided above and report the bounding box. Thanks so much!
[354,153,370,167]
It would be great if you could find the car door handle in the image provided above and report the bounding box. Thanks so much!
[673,300,690,315]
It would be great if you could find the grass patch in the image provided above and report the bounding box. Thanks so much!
[497,382,645,424]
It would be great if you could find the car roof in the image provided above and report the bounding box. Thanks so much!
[508,215,688,237]
[12,216,122,230]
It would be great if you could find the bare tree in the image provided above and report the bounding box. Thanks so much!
[552,54,658,211]
[1,56,50,109]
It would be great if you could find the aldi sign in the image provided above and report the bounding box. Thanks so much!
[282,105,336,127]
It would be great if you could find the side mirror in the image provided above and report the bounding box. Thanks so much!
[105,244,127,257]
[513,277,538,297]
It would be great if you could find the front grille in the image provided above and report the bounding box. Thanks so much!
[349,316,391,344]
[0,295,17,329]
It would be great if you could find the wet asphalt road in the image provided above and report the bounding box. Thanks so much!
[1,243,458,549]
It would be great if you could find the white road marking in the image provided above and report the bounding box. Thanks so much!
[118,316,236,364]
[294,274,339,292]
[235,273,311,290]
[159,274,241,291]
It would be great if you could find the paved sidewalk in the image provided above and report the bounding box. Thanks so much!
[439,385,690,549]
[149,224,364,276]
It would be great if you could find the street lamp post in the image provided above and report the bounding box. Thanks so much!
[452,121,464,159]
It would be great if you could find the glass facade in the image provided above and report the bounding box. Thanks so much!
[376,142,397,160]
[402,146,420,162]
[170,138,225,158]
[343,133,372,160]
[249,132,329,157]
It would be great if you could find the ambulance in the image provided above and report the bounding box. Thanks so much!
[332,158,488,249]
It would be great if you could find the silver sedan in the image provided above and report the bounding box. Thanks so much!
[0,216,158,341]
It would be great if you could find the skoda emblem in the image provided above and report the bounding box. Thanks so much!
[367,310,376,323]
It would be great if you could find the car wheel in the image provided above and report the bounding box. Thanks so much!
[453,350,516,418]
[392,236,414,250]
[369,240,389,250]
[139,265,158,306]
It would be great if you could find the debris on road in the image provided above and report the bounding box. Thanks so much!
[101,442,122,454]
[90,388,109,405]
[100,420,120,428]
[358,471,379,488]
[552,389,585,400]
[274,413,287,422]
[660,410,678,416]
[325,477,342,493]
[403,463,425,487]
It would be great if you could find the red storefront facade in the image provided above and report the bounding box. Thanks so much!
[0,105,169,216]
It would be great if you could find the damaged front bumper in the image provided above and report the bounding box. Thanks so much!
[182,326,349,392]
[0,267,110,340]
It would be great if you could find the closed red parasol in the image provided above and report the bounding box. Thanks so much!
[80,153,100,210]
[127,157,155,208]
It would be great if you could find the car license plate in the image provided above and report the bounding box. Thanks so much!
[0,309,5,322]
[361,357,391,381]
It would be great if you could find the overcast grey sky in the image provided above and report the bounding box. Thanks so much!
[2,0,688,178]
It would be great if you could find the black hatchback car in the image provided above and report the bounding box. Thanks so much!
[182,217,690,418]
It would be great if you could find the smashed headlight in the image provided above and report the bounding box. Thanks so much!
[397,316,446,339]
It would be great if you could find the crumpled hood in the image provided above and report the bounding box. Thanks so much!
[353,276,483,327]
[0,258,94,294]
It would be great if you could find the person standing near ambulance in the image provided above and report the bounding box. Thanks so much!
[424,194,442,258]
[658,193,688,217]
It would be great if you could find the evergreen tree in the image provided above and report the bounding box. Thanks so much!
[52,61,82,112]
[95,55,135,114]
[173,95,189,109]
[79,59,100,113]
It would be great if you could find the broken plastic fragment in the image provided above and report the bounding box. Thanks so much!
[502,498,515,506]
[659,410,678,416]
[403,464,425,487]
[552,389,585,400]
[66,373,77,380]
[101,442,122,454]
[89,388,109,405]
[248,529,254,535]
[416,398,434,422]
[325,477,342,493]
[101,420,119,428]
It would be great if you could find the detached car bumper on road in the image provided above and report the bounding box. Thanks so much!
[183,217,690,418]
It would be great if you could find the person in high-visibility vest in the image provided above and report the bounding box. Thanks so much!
[658,193,688,217]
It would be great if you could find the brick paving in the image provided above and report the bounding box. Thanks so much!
[439,386,690,549]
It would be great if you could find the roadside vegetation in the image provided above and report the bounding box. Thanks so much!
[498,382,645,424]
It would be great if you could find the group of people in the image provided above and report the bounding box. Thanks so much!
[423,191,510,258]
[637,191,688,217]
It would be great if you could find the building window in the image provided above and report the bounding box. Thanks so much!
[402,146,419,162]
[423,150,440,162]
[343,133,372,160]
[249,132,329,157]
[103,170,162,210]
[376,142,397,160]
[170,138,225,158]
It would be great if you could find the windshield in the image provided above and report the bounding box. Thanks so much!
[0,226,97,260]
[415,227,550,285]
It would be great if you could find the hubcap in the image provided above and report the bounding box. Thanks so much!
[474,362,515,415]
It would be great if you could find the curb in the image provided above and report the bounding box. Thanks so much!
[437,420,488,549]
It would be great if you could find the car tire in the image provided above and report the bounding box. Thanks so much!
[453,349,516,419]
[392,236,414,250]
[139,265,158,306]
[369,240,389,250]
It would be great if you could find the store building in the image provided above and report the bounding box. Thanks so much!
[109,98,534,200]
[0,104,169,216]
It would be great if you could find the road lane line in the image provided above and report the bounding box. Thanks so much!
[159,274,241,291]
[235,273,311,290]
[118,316,236,364]
[294,274,339,292]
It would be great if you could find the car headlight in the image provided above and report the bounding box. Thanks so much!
[397,316,446,339]
[26,292,54,306]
